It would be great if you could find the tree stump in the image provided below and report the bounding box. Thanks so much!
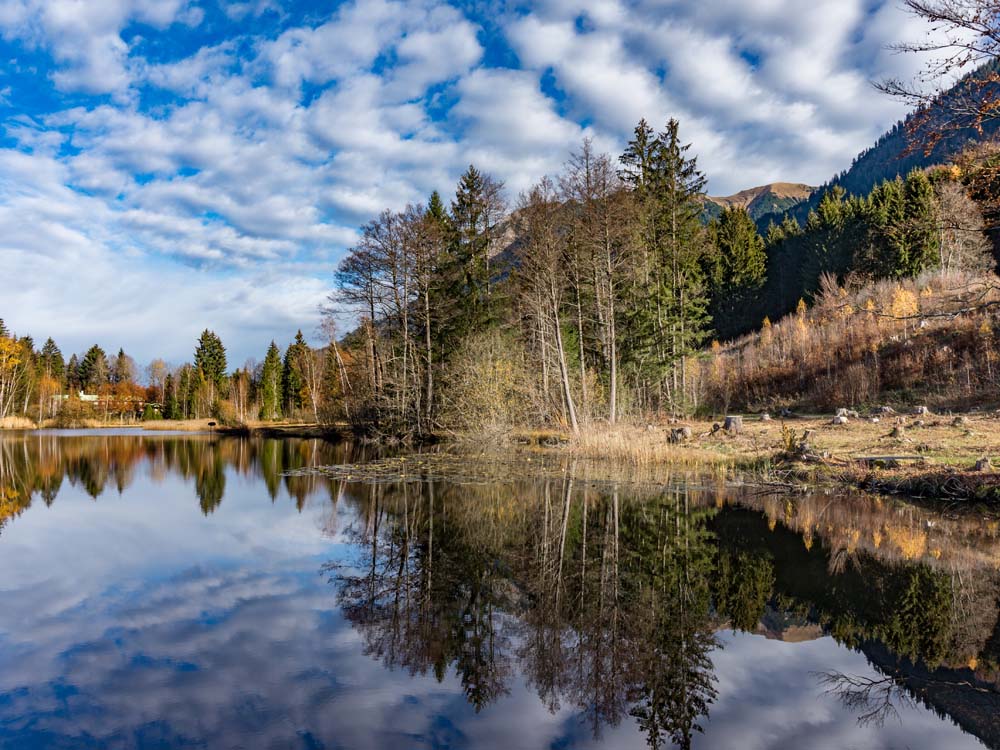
[723,415,743,434]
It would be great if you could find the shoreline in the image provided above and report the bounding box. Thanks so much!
[5,414,1000,504]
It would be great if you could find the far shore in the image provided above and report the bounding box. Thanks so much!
[0,416,348,439]
[5,411,1000,503]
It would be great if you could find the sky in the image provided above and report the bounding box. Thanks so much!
[0,0,950,366]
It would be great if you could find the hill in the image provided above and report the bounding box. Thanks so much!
[761,61,1000,229]
[703,182,813,223]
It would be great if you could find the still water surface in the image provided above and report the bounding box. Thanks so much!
[1,431,999,749]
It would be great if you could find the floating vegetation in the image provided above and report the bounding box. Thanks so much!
[285,449,733,491]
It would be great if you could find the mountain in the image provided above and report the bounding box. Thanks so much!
[703,182,814,224]
[767,60,1000,228]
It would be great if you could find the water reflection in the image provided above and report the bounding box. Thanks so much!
[328,473,1000,748]
[0,432,999,749]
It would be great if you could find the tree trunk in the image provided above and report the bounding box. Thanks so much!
[551,290,580,434]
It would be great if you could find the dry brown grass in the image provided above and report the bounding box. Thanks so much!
[140,419,221,431]
[0,416,37,430]
[553,411,1000,474]
[703,270,1000,413]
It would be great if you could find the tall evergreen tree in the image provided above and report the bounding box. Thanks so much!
[194,330,227,387]
[710,206,767,290]
[619,118,712,410]
[708,206,767,339]
[259,341,283,420]
[163,372,178,419]
[39,338,64,384]
[110,347,136,385]
[282,331,309,414]
[66,353,80,392]
[443,165,505,344]
[78,345,109,392]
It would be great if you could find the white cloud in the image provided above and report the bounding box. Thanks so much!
[0,0,973,361]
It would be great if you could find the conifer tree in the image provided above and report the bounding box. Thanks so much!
[39,338,64,384]
[619,118,712,410]
[78,345,109,392]
[163,373,178,419]
[710,206,766,290]
[194,330,227,388]
[259,341,283,420]
[901,169,940,275]
[708,206,767,339]
[282,331,309,414]
[66,353,80,392]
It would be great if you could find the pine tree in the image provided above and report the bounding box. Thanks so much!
[282,331,308,414]
[39,338,64,384]
[711,206,766,290]
[619,118,712,410]
[902,169,940,275]
[709,206,767,339]
[259,341,283,420]
[78,345,109,392]
[443,165,505,343]
[66,353,80,392]
[194,330,227,387]
[111,347,136,385]
[0,319,8,338]
[163,373,178,419]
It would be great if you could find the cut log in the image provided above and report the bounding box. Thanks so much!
[723,415,743,434]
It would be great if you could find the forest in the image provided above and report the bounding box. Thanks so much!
[1,115,998,436]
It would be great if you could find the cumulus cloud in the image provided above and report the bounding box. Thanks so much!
[0,0,969,362]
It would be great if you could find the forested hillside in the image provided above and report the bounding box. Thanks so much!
[767,60,1000,229]
[703,183,814,225]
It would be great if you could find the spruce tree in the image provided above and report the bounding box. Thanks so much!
[902,169,940,275]
[66,353,80,392]
[259,341,283,420]
[443,165,504,344]
[711,206,766,290]
[39,338,64,384]
[619,118,712,409]
[78,345,109,392]
[709,206,767,339]
[281,331,308,414]
[0,319,8,338]
[163,373,178,419]
[194,330,227,388]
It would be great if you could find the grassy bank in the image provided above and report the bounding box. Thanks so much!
[518,411,1000,499]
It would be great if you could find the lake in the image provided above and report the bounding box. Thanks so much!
[0,431,998,749]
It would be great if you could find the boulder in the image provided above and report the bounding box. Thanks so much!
[760,413,772,422]
[952,416,969,427]
[974,457,992,472]
[723,415,743,434]
[913,405,930,416]
[831,415,849,425]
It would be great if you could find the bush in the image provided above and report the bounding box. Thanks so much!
[438,330,533,436]
[141,404,163,421]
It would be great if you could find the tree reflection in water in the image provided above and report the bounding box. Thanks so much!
[3,433,1000,746]
[325,468,1000,748]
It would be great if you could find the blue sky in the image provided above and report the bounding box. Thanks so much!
[0,0,947,366]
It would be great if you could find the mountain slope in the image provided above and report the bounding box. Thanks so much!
[704,182,814,223]
[767,60,1000,227]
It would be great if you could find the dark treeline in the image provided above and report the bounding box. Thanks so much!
[0,321,347,426]
[332,117,995,433]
